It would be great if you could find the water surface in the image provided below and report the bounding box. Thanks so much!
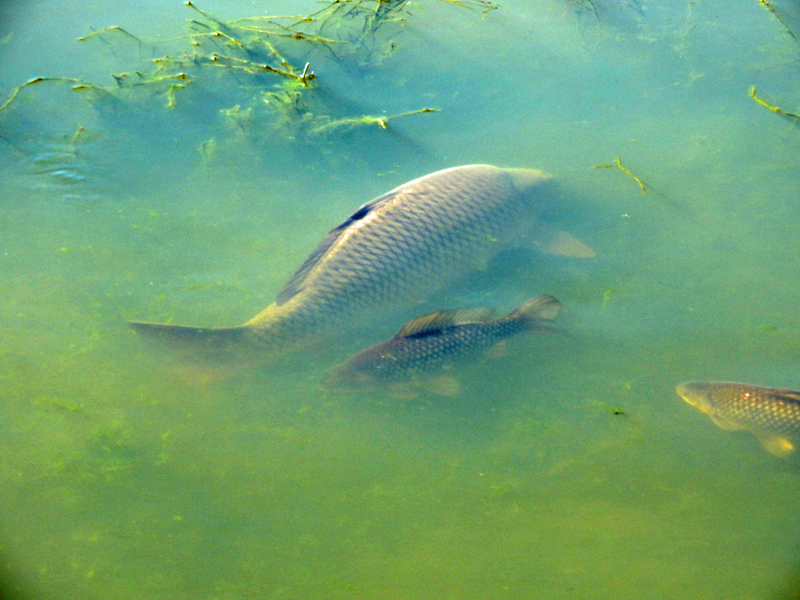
[1,0,800,598]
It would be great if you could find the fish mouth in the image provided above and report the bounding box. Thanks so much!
[675,382,694,403]
[676,381,715,414]
[325,368,379,393]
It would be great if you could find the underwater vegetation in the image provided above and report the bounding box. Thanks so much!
[2,0,796,171]
[750,0,800,123]
[0,0,509,147]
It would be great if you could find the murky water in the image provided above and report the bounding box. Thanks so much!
[1,0,800,598]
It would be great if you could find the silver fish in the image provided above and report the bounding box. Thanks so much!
[677,381,800,457]
[130,165,592,352]
[328,294,561,395]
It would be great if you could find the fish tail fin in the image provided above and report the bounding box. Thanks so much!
[509,295,562,329]
[129,321,250,352]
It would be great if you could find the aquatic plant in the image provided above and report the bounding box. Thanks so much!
[0,0,496,145]
[591,156,649,195]
[749,86,800,121]
[758,0,799,49]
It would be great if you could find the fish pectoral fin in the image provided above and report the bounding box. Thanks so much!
[709,414,744,431]
[420,375,461,397]
[754,432,795,457]
[484,341,508,359]
[524,220,596,258]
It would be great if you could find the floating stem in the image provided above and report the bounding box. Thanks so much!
[129,72,190,87]
[207,54,315,86]
[310,107,438,135]
[185,1,229,30]
[77,26,142,45]
[749,86,800,120]
[378,107,439,128]
[166,83,188,108]
[592,156,648,195]
[299,62,314,85]
[0,77,85,112]
[758,0,799,48]
[189,30,246,50]
[235,24,346,46]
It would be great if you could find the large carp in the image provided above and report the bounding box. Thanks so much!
[130,164,593,352]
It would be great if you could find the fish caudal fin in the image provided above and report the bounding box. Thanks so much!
[129,321,250,353]
[510,295,562,328]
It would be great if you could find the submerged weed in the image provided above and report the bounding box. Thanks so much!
[0,0,488,144]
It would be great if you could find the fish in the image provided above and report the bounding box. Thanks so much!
[676,381,800,457]
[328,294,561,396]
[130,164,593,353]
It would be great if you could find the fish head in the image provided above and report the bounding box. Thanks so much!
[326,353,382,393]
[504,168,554,196]
[504,168,556,211]
[676,381,718,416]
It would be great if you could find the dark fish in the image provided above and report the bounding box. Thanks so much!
[676,381,800,457]
[130,165,592,353]
[328,294,561,395]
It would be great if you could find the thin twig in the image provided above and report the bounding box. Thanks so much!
[758,0,800,48]
[749,86,800,119]
[77,26,142,45]
[0,77,84,112]
[592,156,648,194]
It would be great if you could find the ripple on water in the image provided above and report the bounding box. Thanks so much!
[15,140,107,206]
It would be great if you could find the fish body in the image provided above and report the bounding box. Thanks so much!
[676,381,800,457]
[329,294,561,394]
[131,165,591,352]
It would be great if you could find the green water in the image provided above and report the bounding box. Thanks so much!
[1,0,800,598]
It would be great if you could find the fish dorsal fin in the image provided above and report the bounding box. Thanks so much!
[394,308,495,339]
[276,190,400,306]
[770,388,800,405]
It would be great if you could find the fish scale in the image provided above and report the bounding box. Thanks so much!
[244,165,535,337]
[707,384,800,435]
[358,317,532,380]
[677,381,800,457]
[129,164,587,353]
[329,295,561,390]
